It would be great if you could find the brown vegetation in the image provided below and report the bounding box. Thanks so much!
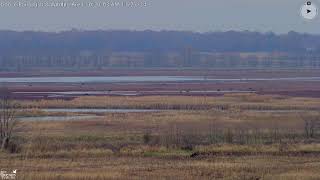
[21,94,320,111]
[0,94,320,179]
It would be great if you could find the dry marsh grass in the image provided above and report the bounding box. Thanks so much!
[1,149,320,180]
[1,94,320,179]
[20,94,320,111]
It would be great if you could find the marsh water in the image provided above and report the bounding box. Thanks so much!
[1,76,320,83]
[17,108,316,121]
[18,108,161,121]
[18,115,98,121]
[41,108,161,113]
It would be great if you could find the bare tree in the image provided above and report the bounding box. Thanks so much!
[302,116,318,139]
[0,87,19,150]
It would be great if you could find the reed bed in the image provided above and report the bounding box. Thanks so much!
[1,94,320,179]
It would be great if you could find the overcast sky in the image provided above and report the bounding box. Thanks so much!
[0,0,319,34]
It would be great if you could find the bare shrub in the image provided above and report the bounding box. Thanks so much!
[0,87,20,151]
[143,131,151,144]
[224,128,234,144]
[302,116,318,139]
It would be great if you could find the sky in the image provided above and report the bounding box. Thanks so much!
[0,0,319,34]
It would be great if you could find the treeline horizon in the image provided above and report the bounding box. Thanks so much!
[1,30,320,55]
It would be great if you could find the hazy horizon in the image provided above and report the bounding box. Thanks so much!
[0,29,319,35]
[0,0,319,34]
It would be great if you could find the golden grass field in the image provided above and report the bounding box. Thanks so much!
[1,94,320,179]
[20,94,320,110]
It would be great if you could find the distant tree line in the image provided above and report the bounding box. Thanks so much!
[0,30,320,55]
[1,30,320,70]
[1,52,320,70]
